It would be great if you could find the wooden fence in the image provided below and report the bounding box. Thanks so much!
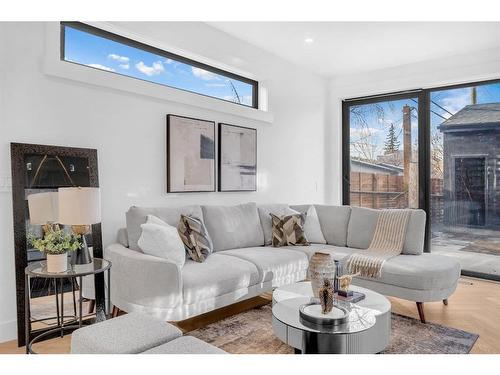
[350,172,444,224]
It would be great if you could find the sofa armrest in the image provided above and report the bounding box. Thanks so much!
[105,243,183,311]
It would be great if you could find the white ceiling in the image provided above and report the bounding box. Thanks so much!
[208,22,500,77]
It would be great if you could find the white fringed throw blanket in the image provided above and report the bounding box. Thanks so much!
[347,209,410,278]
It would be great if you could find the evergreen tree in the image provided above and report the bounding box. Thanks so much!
[384,123,400,154]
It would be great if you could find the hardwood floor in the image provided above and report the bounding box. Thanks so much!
[387,277,500,354]
[0,276,498,354]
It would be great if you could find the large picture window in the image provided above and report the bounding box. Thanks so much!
[342,79,500,281]
[61,22,258,108]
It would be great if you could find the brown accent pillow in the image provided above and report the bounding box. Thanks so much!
[177,215,213,262]
[270,213,310,247]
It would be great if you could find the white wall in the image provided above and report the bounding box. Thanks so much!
[325,47,500,205]
[0,22,327,343]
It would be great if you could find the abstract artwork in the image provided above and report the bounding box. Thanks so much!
[218,123,257,191]
[167,115,215,192]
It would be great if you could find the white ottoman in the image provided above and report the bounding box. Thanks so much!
[71,312,182,354]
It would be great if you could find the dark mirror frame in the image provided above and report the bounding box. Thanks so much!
[10,143,104,347]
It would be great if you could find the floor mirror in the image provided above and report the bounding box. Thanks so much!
[10,143,104,347]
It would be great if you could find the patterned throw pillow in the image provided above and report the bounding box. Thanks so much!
[177,215,213,262]
[270,213,310,247]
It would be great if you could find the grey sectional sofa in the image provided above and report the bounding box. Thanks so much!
[105,203,461,323]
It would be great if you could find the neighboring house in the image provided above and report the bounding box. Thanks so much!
[351,158,403,175]
[377,150,404,167]
[438,103,500,228]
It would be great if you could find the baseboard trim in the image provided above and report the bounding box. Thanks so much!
[0,319,17,344]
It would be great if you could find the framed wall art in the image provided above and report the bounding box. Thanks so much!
[167,115,216,192]
[218,123,257,192]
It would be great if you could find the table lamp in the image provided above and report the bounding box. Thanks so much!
[27,191,59,233]
[58,187,101,265]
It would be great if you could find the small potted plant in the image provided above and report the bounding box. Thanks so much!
[28,227,82,273]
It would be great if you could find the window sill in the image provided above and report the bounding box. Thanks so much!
[43,23,274,124]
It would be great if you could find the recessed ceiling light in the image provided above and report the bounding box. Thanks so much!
[304,38,314,44]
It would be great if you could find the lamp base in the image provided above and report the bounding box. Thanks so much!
[71,234,92,265]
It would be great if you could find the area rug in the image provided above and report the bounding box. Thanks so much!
[188,304,478,354]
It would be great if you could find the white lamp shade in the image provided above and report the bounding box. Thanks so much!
[58,187,101,225]
[28,192,59,225]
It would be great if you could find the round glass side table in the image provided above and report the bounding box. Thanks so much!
[24,258,111,354]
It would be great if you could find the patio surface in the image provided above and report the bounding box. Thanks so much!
[431,227,500,279]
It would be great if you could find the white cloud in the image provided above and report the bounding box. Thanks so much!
[108,53,130,63]
[242,95,253,105]
[221,94,252,105]
[164,58,174,64]
[119,63,130,70]
[440,92,470,118]
[192,67,219,81]
[87,63,115,72]
[350,127,380,138]
[135,61,164,76]
[205,83,226,87]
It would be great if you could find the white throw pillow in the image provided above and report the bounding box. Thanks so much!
[138,218,186,267]
[146,214,169,226]
[303,205,327,244]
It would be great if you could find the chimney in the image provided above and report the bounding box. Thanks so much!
[403,105,418,208]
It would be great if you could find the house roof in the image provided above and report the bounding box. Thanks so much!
[438,103,500,132]
[351,159,403,175]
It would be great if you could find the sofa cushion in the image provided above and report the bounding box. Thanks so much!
[355,253,460,290]
[220,247,309,286]
[202,203,264,252]
[181,253,260,304]
[126,205,203,251]
[313,205,352,246]
[142,336,226,354]
[284,244,358,262]
[258,204,298,245]
[346,206,426,255]
[289,205,327,244]
[117,228,129,247]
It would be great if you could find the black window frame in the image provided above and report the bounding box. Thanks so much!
[60,21,259,109]
[342,77,500,256]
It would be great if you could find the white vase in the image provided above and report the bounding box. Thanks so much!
[46,253,68,273]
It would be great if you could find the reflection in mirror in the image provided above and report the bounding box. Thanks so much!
[23,154,94,332]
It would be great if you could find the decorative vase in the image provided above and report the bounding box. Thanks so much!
[318,279,334,314]
[308,252,335,298]
[46,253,68,273]
[334,260,341,292]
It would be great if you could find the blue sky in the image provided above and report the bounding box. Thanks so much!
[63,26,254,106]
[349,82,500,160]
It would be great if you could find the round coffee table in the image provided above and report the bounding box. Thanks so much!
[272,281,391,354]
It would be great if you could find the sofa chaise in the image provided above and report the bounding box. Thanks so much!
[105,203,461,323]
